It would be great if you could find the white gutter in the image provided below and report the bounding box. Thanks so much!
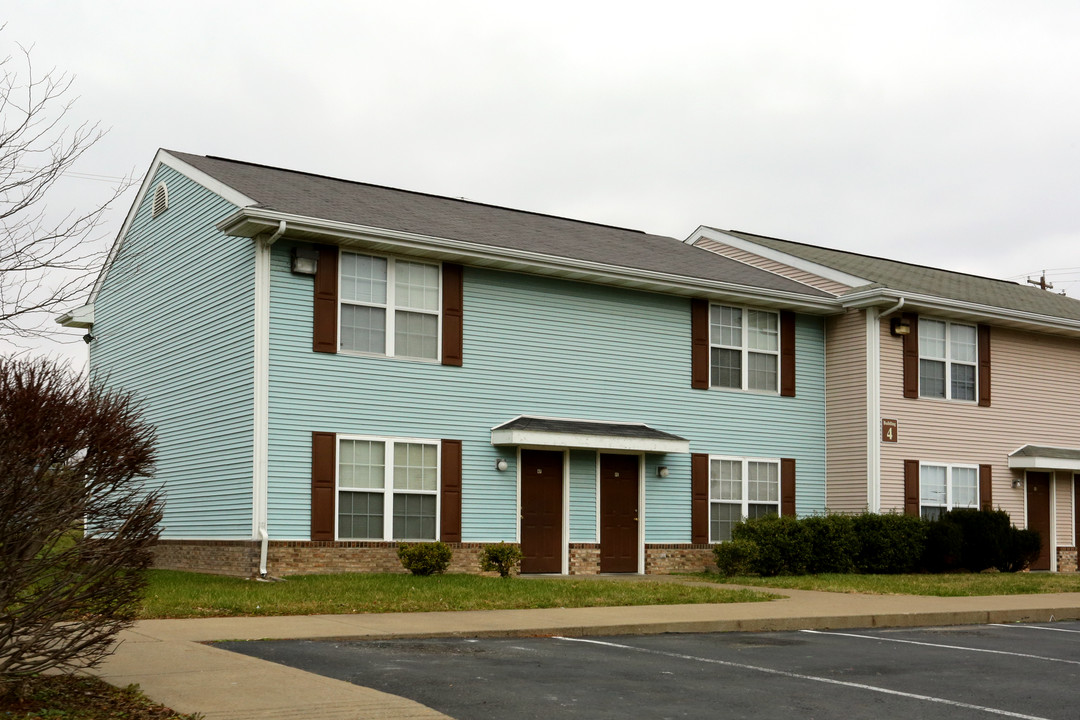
[215,208,842,313]
[253,220,285,578]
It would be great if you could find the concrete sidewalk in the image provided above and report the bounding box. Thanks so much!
[89,581,1080,720]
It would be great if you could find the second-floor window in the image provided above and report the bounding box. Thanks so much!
[340,252,440,360]
[710,305,779,392]
[919,318,976,401]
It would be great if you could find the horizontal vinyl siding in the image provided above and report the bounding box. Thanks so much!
[267,243,827,543]
[694,238,850,296]
[569,450,598,542]
[825,309,868,512]
[880,322,1080,527]
[91,165,254,538]
[1055,472,1073,547]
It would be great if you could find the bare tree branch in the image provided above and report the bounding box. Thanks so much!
[0,35,134,347]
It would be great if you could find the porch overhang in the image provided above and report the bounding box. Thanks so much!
[1008,445,1080,471]
[491,415,689,454]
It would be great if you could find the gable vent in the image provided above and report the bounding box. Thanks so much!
[151,182,169,217]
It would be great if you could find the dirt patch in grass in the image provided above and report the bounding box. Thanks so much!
[0,675,200,719]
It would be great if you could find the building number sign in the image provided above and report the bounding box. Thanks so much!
[881,418,898,443]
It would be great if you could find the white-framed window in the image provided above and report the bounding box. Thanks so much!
[709,456,780,542]
[919,318,977,401]
[339,251,441,360]
[710,304,779,392]
[920,463,979,520]
[337,436,440,540]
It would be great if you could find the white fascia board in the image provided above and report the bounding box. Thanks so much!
[218,208,843,314]
[1008,456,1080,471]
[89,150,258,305]
[491,428,689,454]
[56,304,94,328]
[841,288,1080,337]
[687,227,870,289]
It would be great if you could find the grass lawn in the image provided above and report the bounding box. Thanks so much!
[0,676,199,719]
[691,572,1080,596]
[139,569,776,618]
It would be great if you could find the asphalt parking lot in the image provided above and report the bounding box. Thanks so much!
[216,621,1080,719]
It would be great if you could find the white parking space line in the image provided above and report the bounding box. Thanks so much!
[990,624,1080,634]
[554,636,1050,720]
[800,629,1080,666]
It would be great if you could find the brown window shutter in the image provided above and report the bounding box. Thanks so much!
[780,311,796,397]
[691,453,709,543]
[313,245,339,354]
[978,324,991,407]
[903,460,920,516]
[691,299,709,390]
[311,431,337,540]
[979,464,993,510]
[902,312,919,399]
[442,264,464,367]
[440,440,463,542]
[780,458,796,516]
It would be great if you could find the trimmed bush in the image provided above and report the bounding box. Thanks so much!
[803,515,859,574]
[712,538,758,576]
[732,515,812,576]
[479,542,523,578]
[852,513,927,574]
[923,518,964,572]
[397,542,452,576]
[941,509,1011,571]
[1001,528,1042,572]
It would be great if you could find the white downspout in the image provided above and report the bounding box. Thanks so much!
[866,297,905,513]
[254,221,286,578]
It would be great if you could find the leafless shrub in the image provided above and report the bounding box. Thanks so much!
[0,357,160,686]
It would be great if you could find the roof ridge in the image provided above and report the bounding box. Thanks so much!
[728,228,1023,288]
[180,151,650,236]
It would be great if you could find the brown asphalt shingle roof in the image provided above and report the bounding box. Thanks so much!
[169,151,830,298]
[724,229,1080,322]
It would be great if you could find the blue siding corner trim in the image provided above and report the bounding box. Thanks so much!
[91,165,255,539]
[266,242,827,543]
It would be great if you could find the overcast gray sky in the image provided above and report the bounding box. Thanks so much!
[7,1,1080,365]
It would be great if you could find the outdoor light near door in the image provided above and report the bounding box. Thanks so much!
[889,316,912,336]
[657,466,669,478]
[495,459,508,472]
[290,246,319,275]
[1013,478,1024,488]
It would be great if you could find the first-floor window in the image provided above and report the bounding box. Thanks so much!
[337,436,439,540]
[920,463,978,520]
[710,457,780,542]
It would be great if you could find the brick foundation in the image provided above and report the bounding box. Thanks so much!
[153,539,716,577]
[1057,546,1078,573]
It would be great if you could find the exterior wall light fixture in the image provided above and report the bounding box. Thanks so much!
[657,466,669,478]
[291,246,319,275]
[889,317,912,336]
[495,459,509,472]
[1012,478,1024,489]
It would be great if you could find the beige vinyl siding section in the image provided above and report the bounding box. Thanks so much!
[825,309,869,511]
[1055,472,1074,547]
[693,238,851,296]
[879,321,1080,529]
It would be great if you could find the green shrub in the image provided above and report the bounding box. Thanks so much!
[923,518,964,572]
[803,515,859,574]
[397,542,452,576]
[712,539,758,576]
[852,513,927,574]
[941,509,1012,571]
[1001,528,1042,572]
[732,515,811,576]
[479,542,523,578]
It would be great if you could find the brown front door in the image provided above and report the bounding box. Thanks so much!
[600,454,639,573]
[1027,471,1052,571]
[520,450,563,573]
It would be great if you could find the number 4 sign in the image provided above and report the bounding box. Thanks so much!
[881,418,898,443]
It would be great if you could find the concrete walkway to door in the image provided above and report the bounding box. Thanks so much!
[87,576,1080,720]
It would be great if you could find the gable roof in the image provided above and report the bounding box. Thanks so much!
[163,151,831,306]
[721,229,1080,323]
